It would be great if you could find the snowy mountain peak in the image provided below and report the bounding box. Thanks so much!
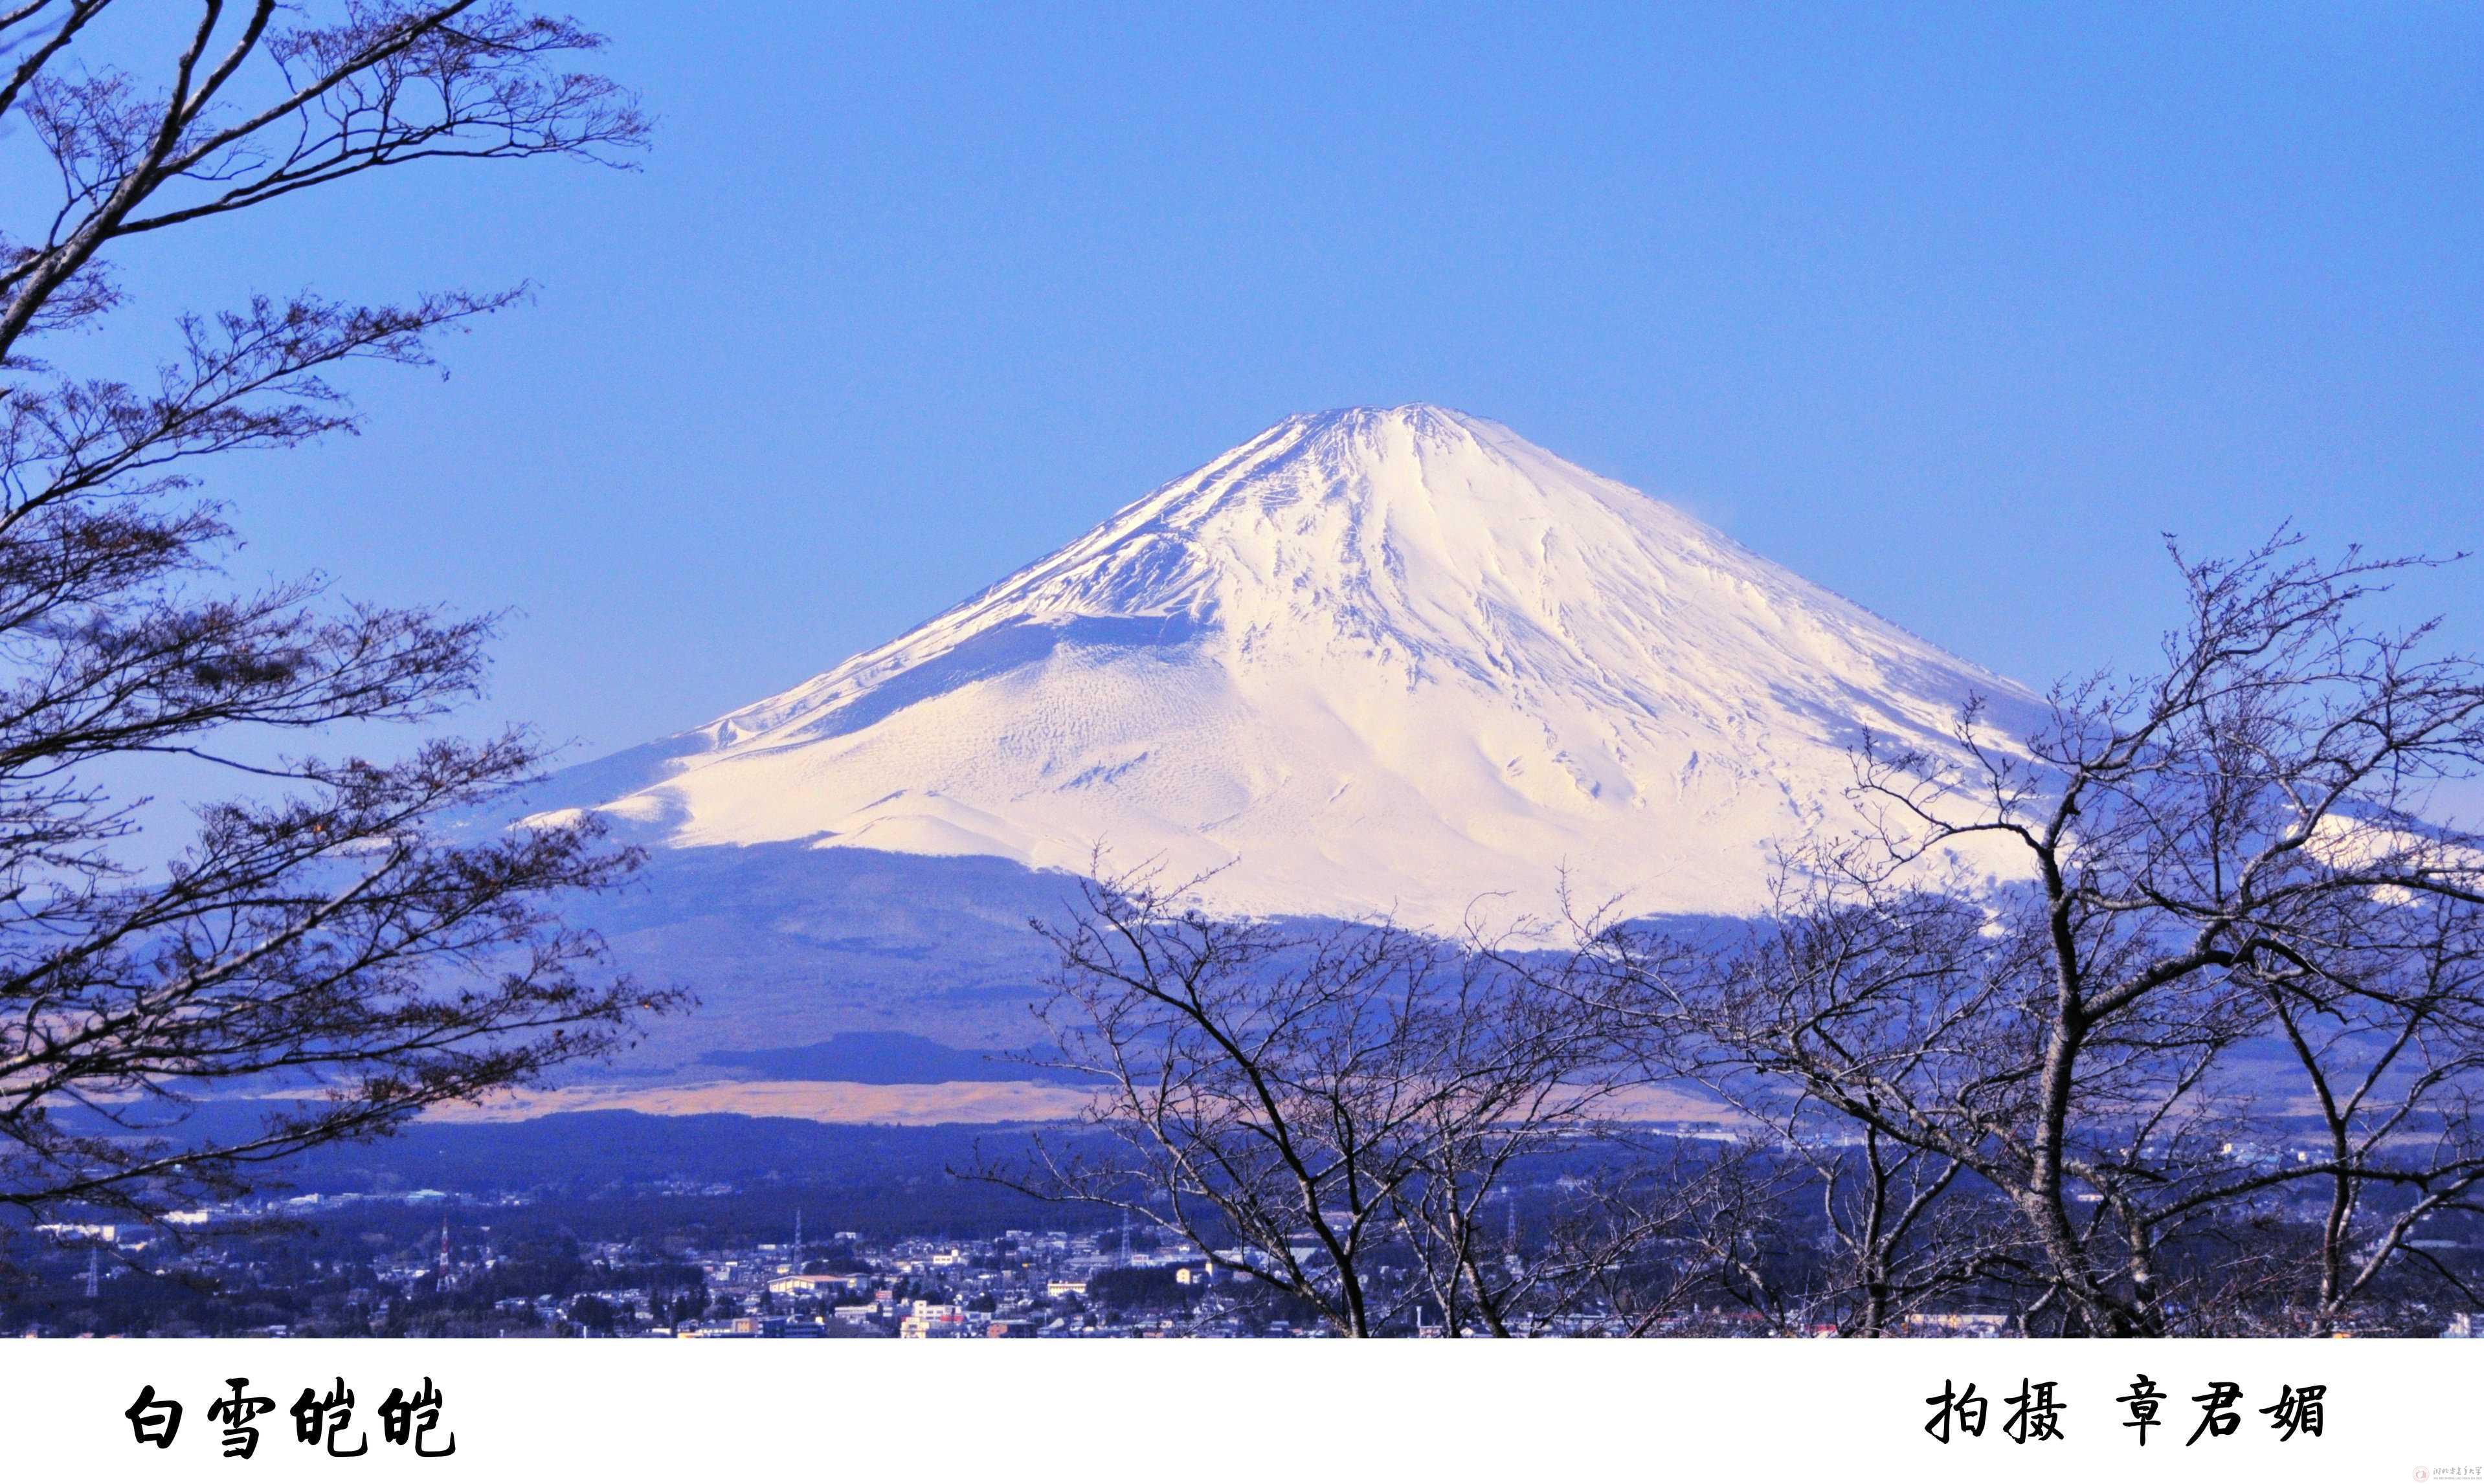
[540,409,2041,927]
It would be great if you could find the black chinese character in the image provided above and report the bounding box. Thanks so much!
[377,1378,456,1457]
[1925,1379,1989,1443]
[2003,1379,2068,1443]
[291,1377,368,1457]
[205,1377,276,1459]
[2261,1383,2325,1441]
[123,1384,181,1449]
[2187,1381,2244,1446]
[2117,1373,2165,1445]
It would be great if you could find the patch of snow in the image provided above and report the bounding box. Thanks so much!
[537,406,2043,929]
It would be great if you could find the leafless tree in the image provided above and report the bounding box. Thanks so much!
[0,2,677,1229]
[1371,999,1613,1334]
[982,868,1663,1336]
[2251,891,2484,1326]
[1497,1133,1803,1336]
[1583,909,2037,1333]
[1606,533,2484,1334]
[1729,1100,2023,1336]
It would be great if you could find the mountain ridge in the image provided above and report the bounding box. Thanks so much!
[530,405,2042,929]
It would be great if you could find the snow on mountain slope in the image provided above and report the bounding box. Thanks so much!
[535,406,2043,929]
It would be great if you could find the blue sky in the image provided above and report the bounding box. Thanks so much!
[67,2,2484,763]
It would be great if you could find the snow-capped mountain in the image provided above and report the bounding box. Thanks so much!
[535,406,2041,930]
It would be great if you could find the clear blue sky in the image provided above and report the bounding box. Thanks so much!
[84,2,2484,762]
